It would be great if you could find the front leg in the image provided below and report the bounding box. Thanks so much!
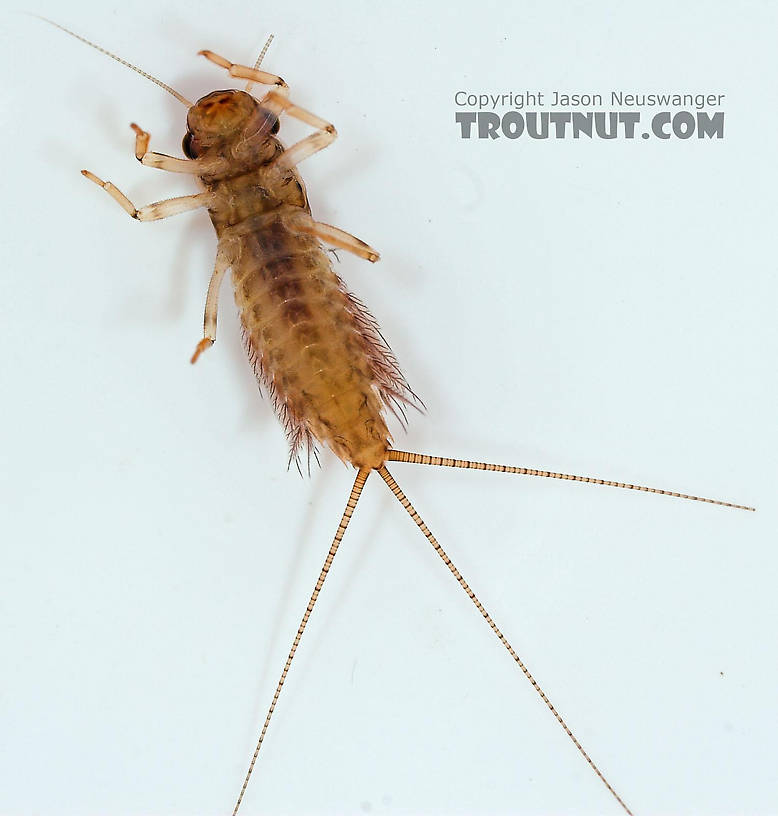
[263,91,337,171]
[129,123,203,174]
[81,170,212,221]
[198,50,287,89]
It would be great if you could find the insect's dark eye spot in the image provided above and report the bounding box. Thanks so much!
[182,132,198,159]
[255,106,280,137]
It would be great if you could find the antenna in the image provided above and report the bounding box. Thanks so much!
[245,33,275,94]
[37,16,193,107]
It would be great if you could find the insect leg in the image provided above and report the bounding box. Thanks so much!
[131,122,151,159]
[127,123,209,174]
[263,91,337,170]
[198,49,287,89]
[377,465,634,816]
[287,212,380,262]
[81,171,212,221]
[191,248,231,364]
[232,468,370,816]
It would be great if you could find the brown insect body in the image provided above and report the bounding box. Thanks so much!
[185,89,411,469]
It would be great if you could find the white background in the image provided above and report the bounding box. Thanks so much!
[2,2,776,815]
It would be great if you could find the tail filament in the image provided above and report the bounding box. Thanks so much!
[377,465,634,816]
[387,450,754,511]
[232,468,370,816]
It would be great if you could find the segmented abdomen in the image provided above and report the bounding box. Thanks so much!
[226,208,410,469]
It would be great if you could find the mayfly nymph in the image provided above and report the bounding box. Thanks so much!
[45,19,754,816]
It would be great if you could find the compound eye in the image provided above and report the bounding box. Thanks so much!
[182,131,198,159]
[255,107,280,136]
